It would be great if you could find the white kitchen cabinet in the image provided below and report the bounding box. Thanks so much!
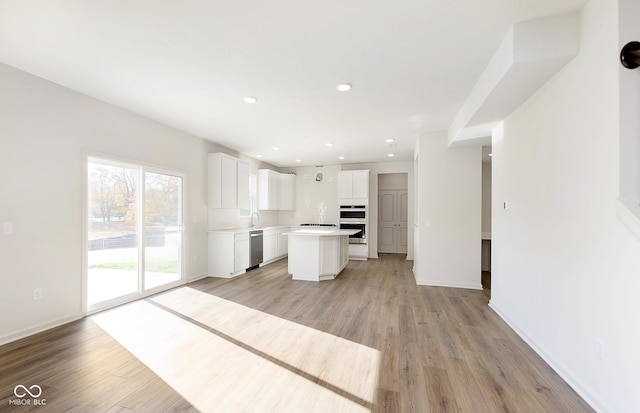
[258,169,281,210]
[280,173,296,210]
[208,153,249,209]
[258,170,296,211]
[286,230,350,281]
[338,170,369,203]
[236,160,250,210]
[208,231,249,277]
[263,230,279,262]
[263,227,289,263]
[278,229,288,256]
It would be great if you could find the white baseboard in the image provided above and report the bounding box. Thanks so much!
[415,279,482,290]
[187,272,209,282]
[488,300,611,413]
[0,313,83,346]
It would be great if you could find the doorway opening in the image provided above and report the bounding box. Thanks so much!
[86,156,185,313]
[377,173,408,254]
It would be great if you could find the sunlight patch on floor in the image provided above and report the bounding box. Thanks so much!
[92,287,379,412]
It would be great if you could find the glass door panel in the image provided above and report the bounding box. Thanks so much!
[143,171,183,290]
[87,160,139,306]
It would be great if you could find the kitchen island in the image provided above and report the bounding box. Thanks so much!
[283,228,359,281]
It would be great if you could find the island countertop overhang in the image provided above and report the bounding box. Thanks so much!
[283,229,360,237]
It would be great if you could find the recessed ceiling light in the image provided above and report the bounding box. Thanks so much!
[387,153,395,157]
[336,83,352,92]
[256,154,262,158]
[325,143,334,147]
[295,159,301,163]
[385,138,395,143]
[243,96,257,104]
[339,156,345,160]
[272,147,280,150]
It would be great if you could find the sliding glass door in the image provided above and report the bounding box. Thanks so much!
[143,171,183,291]
[87,157,184,312]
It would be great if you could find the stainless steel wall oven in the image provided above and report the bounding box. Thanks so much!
[339,205,367,244]
[339,222,366,244]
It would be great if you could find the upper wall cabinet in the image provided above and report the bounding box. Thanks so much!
[208,153,249,209]
[280,173,296,210]
[258,169,296,210]
[338,170,369,203]
[258,169,280,210]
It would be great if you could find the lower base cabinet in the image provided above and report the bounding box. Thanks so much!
[263,227,289,263]
[287,234,349,281]
[208,232,249,278]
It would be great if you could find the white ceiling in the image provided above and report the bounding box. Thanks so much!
[0,0,585,167]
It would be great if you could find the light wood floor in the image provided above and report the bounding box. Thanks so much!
[0,254,593,412]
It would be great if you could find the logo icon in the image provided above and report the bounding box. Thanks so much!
[14,385,42,398]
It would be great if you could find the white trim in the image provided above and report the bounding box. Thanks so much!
[0,314,83,346]
[488,300,612,413]
[188,273,209,282]
[415,279,483,290]
[616,197,640,241]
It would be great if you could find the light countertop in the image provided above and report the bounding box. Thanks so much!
[207,225,289,234]
[283,229,360,237]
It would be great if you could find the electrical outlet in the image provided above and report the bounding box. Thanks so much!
[595,338,605,361]
[33,288,42,301]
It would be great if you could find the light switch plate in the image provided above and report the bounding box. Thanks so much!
[2,222,13,235]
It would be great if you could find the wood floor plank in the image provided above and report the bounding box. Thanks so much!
[0,254,593,413]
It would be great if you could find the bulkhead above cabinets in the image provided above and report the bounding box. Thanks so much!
[258,169,296,211]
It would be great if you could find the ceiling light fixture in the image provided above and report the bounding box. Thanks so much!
[325,143,334,147]
[295,159,301,163]
[339,156,345,160]
[243,96,257,104]
[385,138,395,143]
[387,153,395,157]
[256,155,262,158]
[272,147,280,150]
[336,83,352,92]
[489,153,493,157]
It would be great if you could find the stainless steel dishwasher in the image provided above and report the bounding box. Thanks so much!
[249,230,263,270]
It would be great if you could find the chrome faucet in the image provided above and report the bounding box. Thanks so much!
[250,212,260,227]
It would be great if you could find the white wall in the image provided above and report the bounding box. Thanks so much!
[490,0,640,411]
[278,165,341,227]
[414,133,481,288]
[343,161,414,260]
[378,173,408,190]
[481,161,492,234]
[0,63,234,344]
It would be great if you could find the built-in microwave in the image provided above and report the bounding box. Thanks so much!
[339,205,366,221]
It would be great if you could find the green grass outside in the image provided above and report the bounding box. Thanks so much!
[89,261,178,273]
